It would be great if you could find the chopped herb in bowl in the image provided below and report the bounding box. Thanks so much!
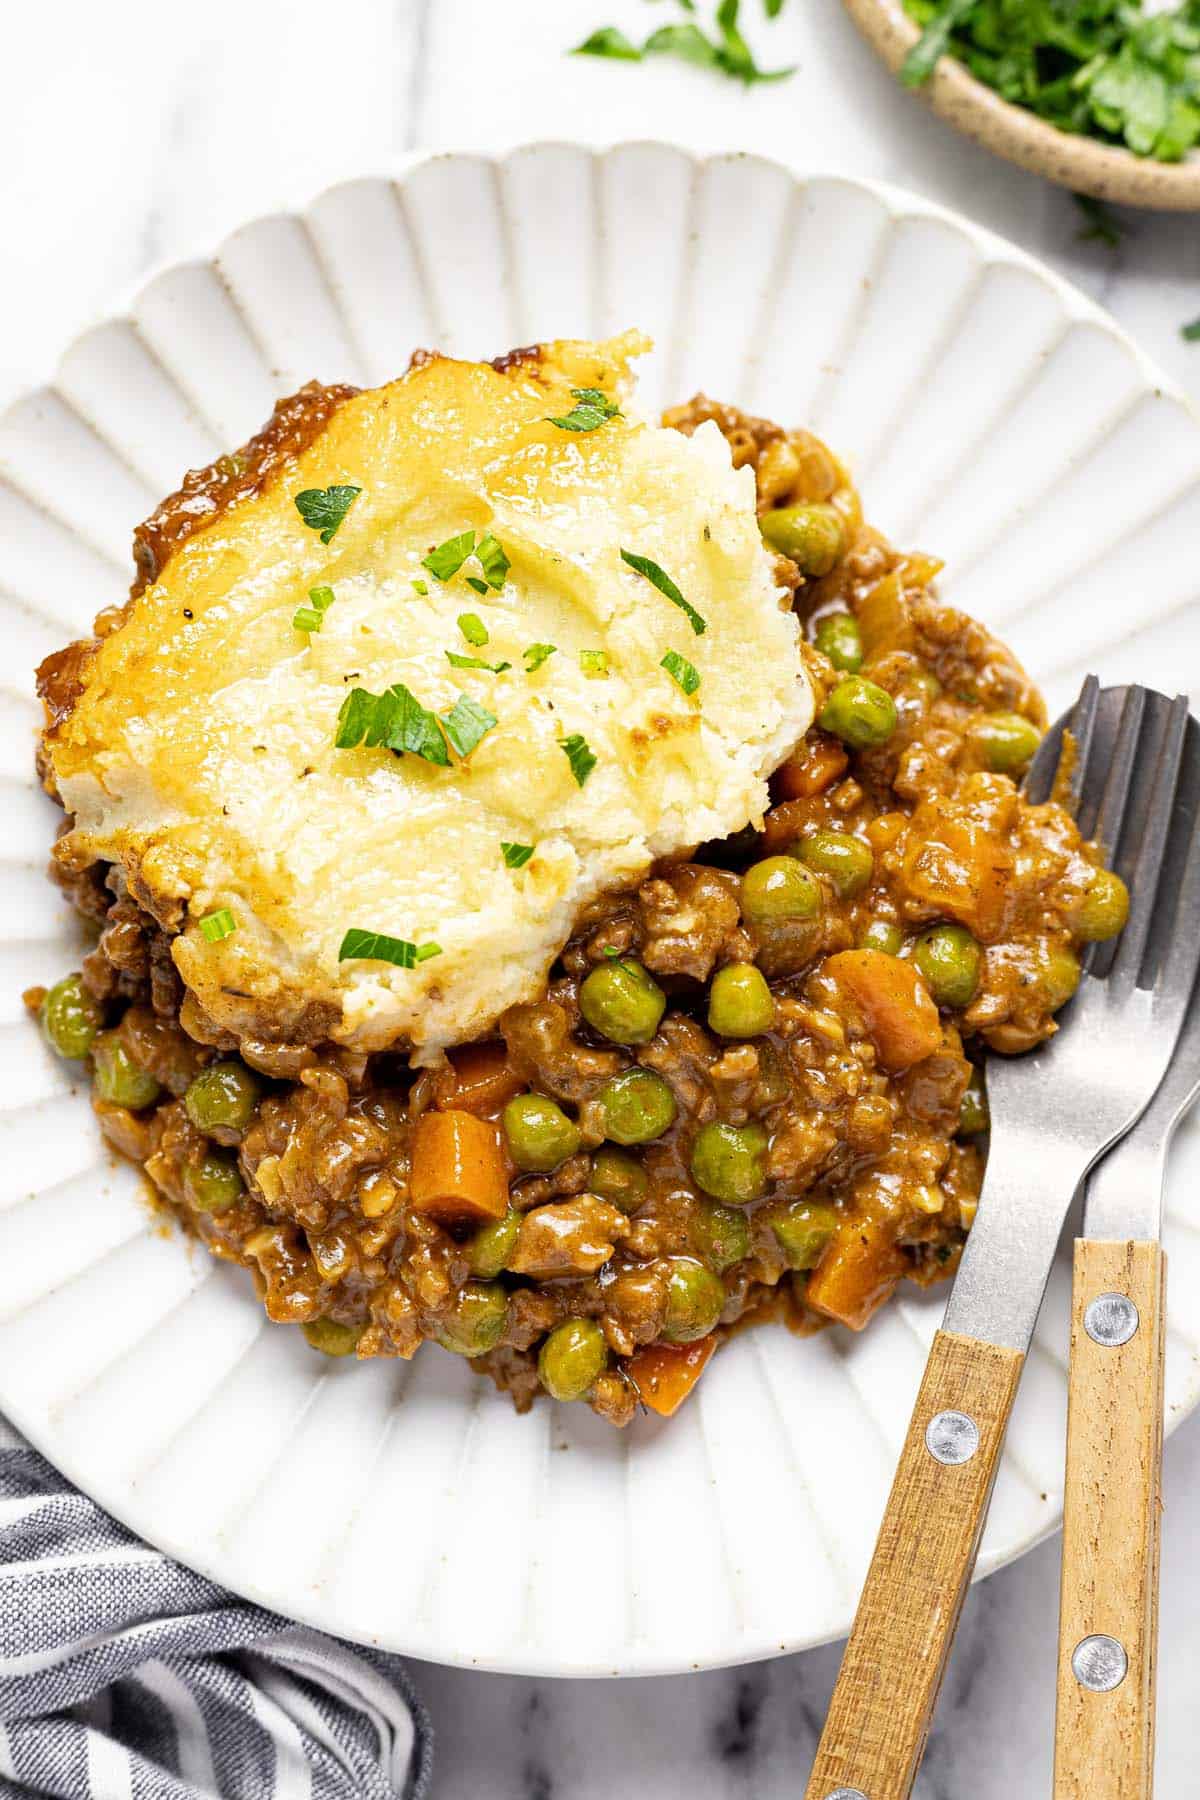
[901,0,1200,162]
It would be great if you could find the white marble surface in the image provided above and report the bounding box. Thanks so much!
[5,2,1200,1793]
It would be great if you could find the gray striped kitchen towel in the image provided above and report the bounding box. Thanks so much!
[0,1419,433,1799]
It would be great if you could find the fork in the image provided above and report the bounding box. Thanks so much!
[805,681,1200,1800]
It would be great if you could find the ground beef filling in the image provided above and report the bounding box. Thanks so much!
[30,394,1118,1428]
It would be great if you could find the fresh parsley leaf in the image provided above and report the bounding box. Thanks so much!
[644,20,721,67]
[199,907,236,943]
[764,0,785,15]
[524,642,558,673]
[1074,193,1123,247]
[412,578,429,596]
[546,387,623,432]
[458,613,489,646]
[501,841,536,868]
[294,485,361,545]
[620,548,707,635]
[423,529,476,581]
[712,0,794,81]
[335,683,451,767]
[292,584,336,633]
[901,0,976,85]
[475,533,511,591]
[338,929,442,968]
[580,649,610,677]
[561,732,597,787]
[1182,315,1200,341]
[441,695,498,759]
[661,649,701,695]
[573,24,643,59]
[446,650,512,673]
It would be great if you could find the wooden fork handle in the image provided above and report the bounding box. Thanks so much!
[1054,1240,1166,1800]
[805,1329,1024,1800]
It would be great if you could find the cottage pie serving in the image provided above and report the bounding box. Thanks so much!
[31,333,1127,1425]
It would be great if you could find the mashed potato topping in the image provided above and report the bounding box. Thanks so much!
[43,333,813,1058]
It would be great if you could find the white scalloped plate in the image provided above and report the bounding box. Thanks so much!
[2,144,1199,1678]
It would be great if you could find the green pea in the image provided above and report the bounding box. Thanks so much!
[759,502,844,576]
[662,1257,726,1343]
[690,1121,769,1205]
[972,711,1042,775]
[92,1032,162,1110]
[741,856,822,925]
[1040,944,1082,1012]
[467,1209,522,1278]
[914,923,982,1009]
[813,612,863,673]
[579,958,666,1046]
[860,918,903,956]
[795,830,874,900]
[184,1061,261,1134]
[303,1318,362,1356]
[184,1149,244,1213]
[502,1093,583,1172]
[40,973,103,1060]
[903,668,942,707]
[538,1317,609,1402]
[689,1198,751,1273]
[1076,868,1129,943]
[597,1068,677,1145]
[765,1199,838,1270]
[957,1069,989,1136]
[818,676,898,751]
[708,963,775,1038]
[435,1281,509,1356]
[589,1146,649,1212]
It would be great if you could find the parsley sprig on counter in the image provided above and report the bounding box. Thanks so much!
[575,0,793,85]
[902,0,1200,162]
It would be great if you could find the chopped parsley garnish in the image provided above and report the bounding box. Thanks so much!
[561,732,597,787]
[294,485,361,544]
[580,649,610,677]
[1074,193,1124,247]
[441,695,497,759]
[412,578,429,596]
[902,0,1200,162]
[475,533,511,591]
[524,642,558,673]
[501,841,536,868]
[423,530,477,581]
[338,929,442,968]
[292,584,336,633]
[547,388,623,432]
[199,907,236,943]
[446,650,512,674]
[661,649,701,695]
[458,613,489,646]
[423,529,511,591]
[575,0,793,84]
[335,683,451,766]
[1183,316,1200,341]
[620,549,707,635]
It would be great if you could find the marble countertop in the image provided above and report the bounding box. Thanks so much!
[6,2,1199,1793]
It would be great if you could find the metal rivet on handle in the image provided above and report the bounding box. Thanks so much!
[1084,1292,1139,1347]
[925,1409,980,1465]
[824,1790,870,1800]
[1072,1634,1128,1693]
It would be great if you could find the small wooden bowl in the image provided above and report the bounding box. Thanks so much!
[842,0,1200,210]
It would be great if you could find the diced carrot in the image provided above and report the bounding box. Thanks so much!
[806,1217,908,1331]
[773,733,849,801]
[902,798,1015,942]
[409,1109,509,1223]
[434,1042,525,1119]
[626,1338,717,1417]
[824,948,942,1073]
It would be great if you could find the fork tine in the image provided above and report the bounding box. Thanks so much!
[1153,713,1200,998]
[1066,674,1101,815]
[1022,674,1101,807]
[1105,693,1190,991]
[1082,685,1147,853]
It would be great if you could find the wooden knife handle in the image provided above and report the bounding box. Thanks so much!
[1054,1240,1165,1800]
[805,1328,1024,1800]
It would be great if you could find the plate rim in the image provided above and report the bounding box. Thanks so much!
[3,139,1198,1678]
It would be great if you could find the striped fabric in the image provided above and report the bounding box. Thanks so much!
[0,1420,432,1800]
